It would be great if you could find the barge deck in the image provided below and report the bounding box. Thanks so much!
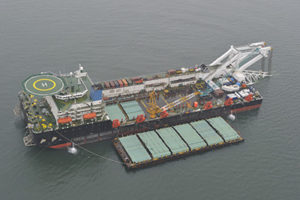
[113,116,244,169]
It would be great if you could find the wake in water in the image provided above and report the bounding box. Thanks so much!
[13,105,21,117]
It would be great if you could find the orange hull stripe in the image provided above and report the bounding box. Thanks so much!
[49,142,72,149]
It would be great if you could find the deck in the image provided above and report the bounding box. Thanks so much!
[113,116,244,169]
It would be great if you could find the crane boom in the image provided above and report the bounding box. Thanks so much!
[204,42,272,82]
[161,91,200,111]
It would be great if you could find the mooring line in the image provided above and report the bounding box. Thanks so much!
[57,132,124,165]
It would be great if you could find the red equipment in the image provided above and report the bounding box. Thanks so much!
[136,114,146,124]
[203,101,213,110]
[193,101,198,108]
[160,110,169,118]
[224,98,233,106]
[112,119,121,128]
[244,93,253,102]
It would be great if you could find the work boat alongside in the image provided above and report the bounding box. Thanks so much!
[18,42,273,149]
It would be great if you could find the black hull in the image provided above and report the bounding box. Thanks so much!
[25,98,262,148]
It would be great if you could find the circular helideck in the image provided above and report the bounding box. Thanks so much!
[23,74,64,96]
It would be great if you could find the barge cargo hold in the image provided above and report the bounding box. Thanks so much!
[18,42,273,149]
[113,117,244,169]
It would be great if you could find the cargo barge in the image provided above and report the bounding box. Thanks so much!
[114,117,244,169]
[18,42,273,149]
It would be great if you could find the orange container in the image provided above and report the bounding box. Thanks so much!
[117,80,124,87]
[122,79,128,87]
[135,79,143,84]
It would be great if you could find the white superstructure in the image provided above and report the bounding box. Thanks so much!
[205,42,273,83]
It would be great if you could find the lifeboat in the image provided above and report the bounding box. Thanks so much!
[83,112,97,120]
[222,84,240,92]
[58,116,72,124]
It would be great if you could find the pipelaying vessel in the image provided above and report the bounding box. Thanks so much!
[18,42,273,152]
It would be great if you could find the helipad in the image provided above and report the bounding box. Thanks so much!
[23,74,64,96]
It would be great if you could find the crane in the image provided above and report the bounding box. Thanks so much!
[204,42,273,84]
[144,90,201,119]
[145,91,162,119]
[161,91,201,111]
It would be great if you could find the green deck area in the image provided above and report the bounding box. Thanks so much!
[119,135,151,163]
[190,120,224,146]
[173,124,207,150]
[207,117,241,142]
[61,76,86,93]
[53,76,93,111]
[156,127,189,154]
[105,104,126,121]
[138,131,171,159]
[120,101,144,119]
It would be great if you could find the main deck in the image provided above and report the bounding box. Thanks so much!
[103,78,261,127]
[113,116,243,169]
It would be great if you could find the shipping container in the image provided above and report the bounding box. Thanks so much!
[122,79,128,87]
[131,76,142,81]
[189,68,195,72]
[168,69,176,75]
[135,79,143,84]
[109,81,116,88]
[118,80,124,87]
[127,78,133,86]
[114,80,120,88]
[104,82,110,89]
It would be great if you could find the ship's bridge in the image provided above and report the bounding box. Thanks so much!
[20,66,107,135]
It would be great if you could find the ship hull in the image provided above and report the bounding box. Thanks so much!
[231,98,262,113]
[23,98,262,148]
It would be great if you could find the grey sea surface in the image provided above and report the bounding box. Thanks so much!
[0,0,299,199]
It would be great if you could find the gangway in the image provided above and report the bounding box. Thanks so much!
[204,42,273,83]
